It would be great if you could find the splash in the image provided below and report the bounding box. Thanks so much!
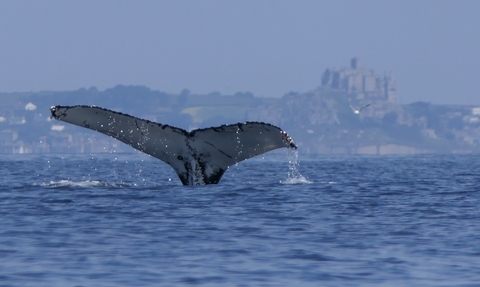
[234,127,243,167]
[280,149,312,184]
[37,180,131,188]
[229,127,243,178]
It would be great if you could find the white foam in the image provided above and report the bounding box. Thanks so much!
[280,175,312,184]
[37,180,130,188]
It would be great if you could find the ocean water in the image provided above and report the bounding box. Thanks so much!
[1,152,479,286]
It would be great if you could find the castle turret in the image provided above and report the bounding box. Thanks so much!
[351,57,361,69]
[321,58,397,103]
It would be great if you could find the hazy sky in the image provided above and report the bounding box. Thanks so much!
[1,0,479,104]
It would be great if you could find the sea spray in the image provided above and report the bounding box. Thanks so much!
[280,149,312,184]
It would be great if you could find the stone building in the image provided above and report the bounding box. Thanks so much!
[321,57,396,103]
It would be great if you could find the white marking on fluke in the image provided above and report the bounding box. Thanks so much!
[50,105,297,185]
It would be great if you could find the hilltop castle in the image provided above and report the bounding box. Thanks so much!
[321,57,396,103]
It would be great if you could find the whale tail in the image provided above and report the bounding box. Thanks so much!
[50,105,297,185]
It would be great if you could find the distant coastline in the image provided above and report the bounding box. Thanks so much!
[1,58,479,155]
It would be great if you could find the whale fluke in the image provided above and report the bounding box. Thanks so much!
[50,105,297,185]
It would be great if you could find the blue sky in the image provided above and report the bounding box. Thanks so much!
[1,0,479,104]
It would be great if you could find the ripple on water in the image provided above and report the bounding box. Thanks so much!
[0,154,480,286]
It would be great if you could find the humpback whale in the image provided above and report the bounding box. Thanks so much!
[50,105,297,185]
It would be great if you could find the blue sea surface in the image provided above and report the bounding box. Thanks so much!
[1,152,479,286]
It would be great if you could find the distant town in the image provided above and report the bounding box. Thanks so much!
[1,58,479,155]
